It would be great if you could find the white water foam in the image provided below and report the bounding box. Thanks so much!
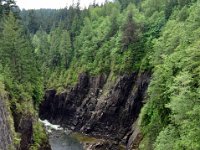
[39,119,63,133]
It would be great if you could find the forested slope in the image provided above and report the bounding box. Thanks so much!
[139,1,200,149]
[24,1,149,91]
[0,1,50,149]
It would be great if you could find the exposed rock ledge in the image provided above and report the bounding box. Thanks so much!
[83,140,119,150]
[39,72,151,149]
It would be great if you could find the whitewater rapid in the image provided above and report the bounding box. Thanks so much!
[39,119,83,150]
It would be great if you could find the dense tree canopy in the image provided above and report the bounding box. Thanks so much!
[139,1,200,149]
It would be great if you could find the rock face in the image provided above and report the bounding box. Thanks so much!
[83,140,119,150]
[12,111,51,150]
[40,72,151,148]
[126,120,143,149]
[0,96,51,150]
[13,112,33,150]
[0,96,52,150]
[0,97,14,150]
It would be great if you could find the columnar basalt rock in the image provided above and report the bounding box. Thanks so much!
[39,72,151,148]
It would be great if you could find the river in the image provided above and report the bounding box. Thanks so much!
[40,119,83,150]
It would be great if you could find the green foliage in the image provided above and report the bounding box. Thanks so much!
[59,30,73,68]
[139,1,200,149]
[30,2,148,89]
[0,71,6,96]
[30,122,48,150]
[117,0,140,10]
[154,125,180,150]
[0,12,43,107]
[141,0,166,17]
[121,11,138,50]
[0,0,16,18]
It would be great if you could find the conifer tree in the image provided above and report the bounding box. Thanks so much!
[59,30,73,68]
[0,12,42,104]
[121,12,138,50]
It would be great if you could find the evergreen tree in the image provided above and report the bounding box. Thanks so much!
[0,0,16,18]
[139,2,200,149]
[121,12,138,50]
[49,26,63,68]
[27,10,39,33]
[59,30,73,68]
[0,12,42,104]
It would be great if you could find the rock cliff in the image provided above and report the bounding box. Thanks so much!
[0,96,51,150]
[40,72,151,149]
[0,97,14,150]
[12,111,51,150]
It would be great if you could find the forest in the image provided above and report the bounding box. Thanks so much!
[0,0,200,149]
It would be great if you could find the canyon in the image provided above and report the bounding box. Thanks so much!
[39,72,151,149]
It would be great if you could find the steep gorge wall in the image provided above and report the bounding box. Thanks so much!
[0,96,51,150]
[0,97,14,150]
[40,72,151,149]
